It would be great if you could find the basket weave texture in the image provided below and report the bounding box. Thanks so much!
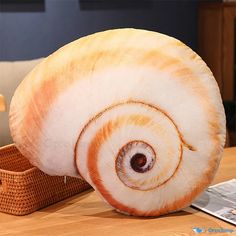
[0,144,91,215]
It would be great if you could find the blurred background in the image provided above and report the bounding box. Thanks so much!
[0,0,235,147]
[0,0,198,60]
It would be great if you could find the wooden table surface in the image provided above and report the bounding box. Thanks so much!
[0,148,235,236]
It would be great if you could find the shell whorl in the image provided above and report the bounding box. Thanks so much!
[9,28,226,216]
[74,101,197,215]
[75,101,194,190]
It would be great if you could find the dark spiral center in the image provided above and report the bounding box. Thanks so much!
[130,153,147,173]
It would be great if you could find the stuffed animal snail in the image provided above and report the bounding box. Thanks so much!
[9,29,226,216]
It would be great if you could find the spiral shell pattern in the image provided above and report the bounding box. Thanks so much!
[76,101,192,191]
[9,29,226,216]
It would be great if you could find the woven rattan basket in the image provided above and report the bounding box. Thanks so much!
[0,144,91,215]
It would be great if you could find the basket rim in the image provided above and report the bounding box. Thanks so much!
[0,143,37,175]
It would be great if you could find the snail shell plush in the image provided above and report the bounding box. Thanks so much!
[9,29,226,216]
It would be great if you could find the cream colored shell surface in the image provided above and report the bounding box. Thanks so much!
[9,28,226,216]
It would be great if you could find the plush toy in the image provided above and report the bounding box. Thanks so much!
[9,29,226,216]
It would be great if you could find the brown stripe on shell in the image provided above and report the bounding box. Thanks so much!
[114,138,180,191]
[116,140,156,174]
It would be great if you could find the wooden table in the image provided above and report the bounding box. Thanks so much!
[0,148,235,236]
